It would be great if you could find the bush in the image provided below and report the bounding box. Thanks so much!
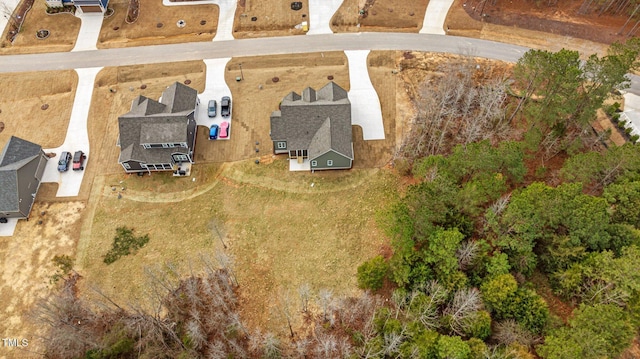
[618,120,627,129]
[357,255,388,290]
[103,226,150,264]
[625,127,633,135]
[631,134,640,143]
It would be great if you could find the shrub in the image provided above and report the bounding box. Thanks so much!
[625,127,633,135]
[357,255,388,291]
[618,120,627,129]
[631,134,640,143]
[103,226,150,264]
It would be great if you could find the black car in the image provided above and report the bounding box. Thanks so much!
[57,151,72,172]
[221,96,231,117]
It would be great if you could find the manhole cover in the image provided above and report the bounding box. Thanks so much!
[291,2,302,10]
[184,79,192,85]
[41,104,49,110]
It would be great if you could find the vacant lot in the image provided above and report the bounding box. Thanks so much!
[99,0,218,48]
[0,201,85,358]
[233,0,308,39]
[0,70,77,149]
[0,0,80,54]
[332,0,429,33]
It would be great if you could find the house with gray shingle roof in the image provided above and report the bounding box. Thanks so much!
[0,136,48,221]
[117,82,199,175]
[270,82,353,171]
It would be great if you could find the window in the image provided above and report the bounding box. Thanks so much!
[327,160,333,166]
[143,144,151,149]
[277,142,286,149]
[311,160,317,167]
[174,154,189,162]
[162,144,169,148]
[141,164,147,169]
[123,163,131,170]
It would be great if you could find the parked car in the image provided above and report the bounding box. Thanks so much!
[221,96,231,117]
[209,124,220,140]
[207,100,217,117]
[219,121,230,139]
[57,151,72,172]
[72,151,87,171]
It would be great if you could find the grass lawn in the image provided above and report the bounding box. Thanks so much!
[77,157,397,336]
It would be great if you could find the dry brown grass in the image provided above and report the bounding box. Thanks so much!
[332,0,429,33]
[0,70,77,149]
[233,0,308,39]
[0,0,80,54]
[98,0,218,48]
[0,201,85,357]
[75,158,395,337]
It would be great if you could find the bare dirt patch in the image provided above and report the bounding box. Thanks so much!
[98,0,218,48]
[233,0,308,39]
[445,0,611,56]
[0,70,77,149]
[0,201,85,358]
[0,0,80,54]
[332,0,429,33]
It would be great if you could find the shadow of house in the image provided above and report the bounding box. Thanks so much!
[0,137,48,221]
[117,82,199,176]
[270,82,353,171]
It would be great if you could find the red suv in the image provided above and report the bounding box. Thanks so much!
[72,151,86,171]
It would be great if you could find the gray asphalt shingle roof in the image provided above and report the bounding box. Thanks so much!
[0,136,43,214]
[118,82,197,165]
[270,82,353,160]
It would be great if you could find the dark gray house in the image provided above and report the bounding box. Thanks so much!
[270,82,353,171]
[117,82,199,175]
[0,136,48,221]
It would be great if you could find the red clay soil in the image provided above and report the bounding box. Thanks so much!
[461,0,630,44]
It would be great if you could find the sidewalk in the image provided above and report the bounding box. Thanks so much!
[0,0,20,39]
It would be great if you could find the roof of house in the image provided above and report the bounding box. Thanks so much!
[271,82,353,160]
[0,136,43,213]
[118,82,197,164]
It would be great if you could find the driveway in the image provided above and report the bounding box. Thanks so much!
[346,50,385,140]
[420,0,455,35]
[162,0,237,41]
[0,0,20,37]
[71,13,104,52]
[307,0,342,35]
[41,67,101,197]
[198,58,233,138]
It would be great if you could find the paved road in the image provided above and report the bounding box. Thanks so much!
[1,33,529,73]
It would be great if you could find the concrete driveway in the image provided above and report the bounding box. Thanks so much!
[420,0,455,35]
[198,58,233,137]
[0,0,20,37]
[307,0,342,35]
[162,0,237,41]
[346,50,385,140]
[71,13,104,52]
[41,67,101,197]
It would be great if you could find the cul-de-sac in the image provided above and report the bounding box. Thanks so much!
[2,1,640,358]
